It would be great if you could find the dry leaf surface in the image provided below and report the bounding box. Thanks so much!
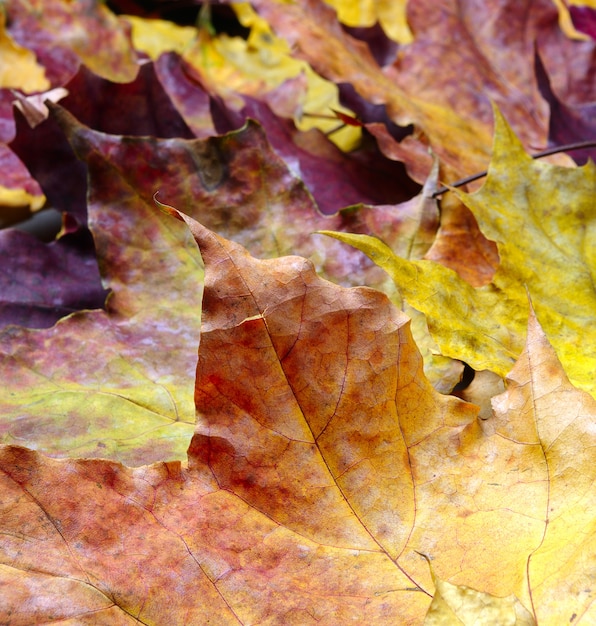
[2,215,595,624]
[0,96,429,460]
[0,1,595,623]
[324,107,596,398]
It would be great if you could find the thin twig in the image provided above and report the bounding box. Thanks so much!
[432,140,596,197]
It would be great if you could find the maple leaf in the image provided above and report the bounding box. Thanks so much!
[249,0,585,179]
[1,213,594,624]
[0,223,108,329]
[0,0,142,217]
[248,0,593,284]
[0,105,206,464]
[0,92,431,460]
[5,0,138,85]
[1,2,595,622]
[251,0,492,180]
[213,91,418,214]
[251,0,592,168]
[0,44,424,337]
[124,4,363,150]
[323,0,413,44]
[322,106,596,399]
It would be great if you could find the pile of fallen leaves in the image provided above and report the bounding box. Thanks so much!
[1,0,595,623]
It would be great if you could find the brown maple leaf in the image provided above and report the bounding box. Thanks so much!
[1,212,593,624]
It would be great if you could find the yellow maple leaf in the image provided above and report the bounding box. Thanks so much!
[321,105,596,398]
[123,15,196,59]
[125,4,360,150]
[323,0,413,44]
[551,0,596,40]
[0,8,48,92]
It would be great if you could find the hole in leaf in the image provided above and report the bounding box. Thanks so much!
[451,362,475,393]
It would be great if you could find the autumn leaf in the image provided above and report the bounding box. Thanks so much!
[0,7,48,93]
[0,0,139,216]
[322,106,596,399]
[124,4,362,150]
[323,0,413,44]
[1,59,196,330]
[251,0,492,180]
[0,223,108,329]
[490,308,596,623]
[1,56,214,357]
[1,1,595,622]
[385,0,594,163]
[5,0,138,85]
[0,104,205,464]
[0,88,430,461]
[250,0,592,281]
[2,214,595,624]
[8,61,197,233]
[249,0,585,181]
[220,91,418,214]
[2,51,422,338]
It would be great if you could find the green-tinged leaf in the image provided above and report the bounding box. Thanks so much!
[0,100,438,462]
[0,107,204,464]
[2,217,595,623]
[424,575,536,625]
[322,106,596,397]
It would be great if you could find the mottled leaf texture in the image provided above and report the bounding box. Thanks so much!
[0,225,108,329]
[324,106,596,399]
[5,0,138,85]
[1,0,595,623]
[1,215,594,624]
[0,99,430,462]
[0,106,204,465]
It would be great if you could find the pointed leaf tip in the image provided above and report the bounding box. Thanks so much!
[489,103,532,166]
[154,195,212,246]
[153,192,184,222]
[156,199,248,271]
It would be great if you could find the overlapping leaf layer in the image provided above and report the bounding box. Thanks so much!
[1,0,595,623]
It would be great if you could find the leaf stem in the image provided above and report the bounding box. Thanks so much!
[432,140,596,197]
